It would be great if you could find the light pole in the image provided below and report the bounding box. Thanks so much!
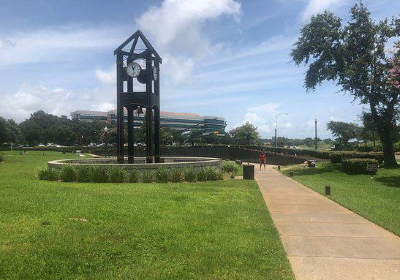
[275,113,288,148]
[104,126,108,157]
[315,117,318,150]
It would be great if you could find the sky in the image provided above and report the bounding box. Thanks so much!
[0,0,399,139]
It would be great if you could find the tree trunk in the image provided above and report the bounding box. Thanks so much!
[380,128,398,167]
[369,99,397,167]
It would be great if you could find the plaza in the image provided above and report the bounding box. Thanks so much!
[0,1,399,280]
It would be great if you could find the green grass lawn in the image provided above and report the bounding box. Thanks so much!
[280,162,400,236]
[0,151,293,280]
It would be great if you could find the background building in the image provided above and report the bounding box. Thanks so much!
[70,110,226,133]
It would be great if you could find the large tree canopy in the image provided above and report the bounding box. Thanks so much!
[230,122,260,145]
[291,2,399,166]
[326,121,361,146]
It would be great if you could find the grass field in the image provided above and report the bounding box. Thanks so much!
[280,162,400,236]
[0,151,293,280]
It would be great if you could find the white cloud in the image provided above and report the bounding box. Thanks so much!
[300,0,347,22]
[137,0,241,56]
[95,65,116,86]
[136,0,241,85]
[246,103,280,115]
[0,26,127,65]
[0,82,117,122]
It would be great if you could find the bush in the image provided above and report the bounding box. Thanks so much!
[156,167,169,183]
[329,153,342,163]
[76,167,92,182]
[128,169,140,183]
[197,168,207,182]
[222,161,239,178]
[216,169,224,180]
[91,167,109,183]
[108,167,126,183]
[37,167,59,181]
[141,170,154,183]
[183,167,197,182]
[330,151,384,164]
[170,168,183,183]
[60,165,77,182]
[204,166,218,181]
[341,158,378,175]
[0,155,3,162]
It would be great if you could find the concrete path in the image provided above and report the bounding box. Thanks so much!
[255,165,400,280]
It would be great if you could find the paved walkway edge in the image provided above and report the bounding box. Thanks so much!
[255,165,400,280]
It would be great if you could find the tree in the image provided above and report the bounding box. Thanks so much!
[303,137,314,147]
[291,2,399,166]
[326,121,361,146]
[360,112,378,147]
[230,122,260,145]
[0,117,23,145]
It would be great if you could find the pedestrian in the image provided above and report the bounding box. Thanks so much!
[259,150,266,171]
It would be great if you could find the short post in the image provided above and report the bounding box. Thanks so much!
[243,164,254,180]
[289,170,293,177]
[278,165,281,171]
[325,185,331,196]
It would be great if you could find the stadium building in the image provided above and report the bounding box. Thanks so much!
[70,110,226,133]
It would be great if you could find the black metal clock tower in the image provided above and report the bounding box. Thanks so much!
[114,30,162,164]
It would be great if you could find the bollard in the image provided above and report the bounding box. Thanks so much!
[243,164,254,180]
[289,170,293,177]
[325,185,331,196]
[278,165,281,171]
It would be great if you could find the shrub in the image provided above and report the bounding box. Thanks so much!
[170,168,183,183]
[91,167,109,183]
[197,168,207,182]
[216,169,224,180]
[141,170,154,183]
[341,152,384,163]
[222,161,239,173]
[76,167,92,182]
[156,167,169,183]
[0,155,4,162]
[341,158,378,175]
[37,167,59,181]
[222,161,239,178]
[329,151,384,164]
[183,167,197,182]
[329,153,342,163]
[108,167,126,183]
[128,169,140,183]
[205,166,218,181]
[60,165,77,182]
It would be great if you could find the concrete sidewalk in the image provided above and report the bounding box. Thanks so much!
[255,165,400,280]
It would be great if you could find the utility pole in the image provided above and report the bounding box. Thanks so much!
[315,117,318,150]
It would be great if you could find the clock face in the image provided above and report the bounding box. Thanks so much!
[153,66,158,81]
[126,62,141,78]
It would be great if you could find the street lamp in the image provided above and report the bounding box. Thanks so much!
[275,113,288,148]
[104,126,108,157]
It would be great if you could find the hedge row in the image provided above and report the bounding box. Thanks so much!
[37,165,226,183]
[330,151,384,164]
[341,158,379,175]
[239,145,331,159]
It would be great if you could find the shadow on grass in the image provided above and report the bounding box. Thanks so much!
[374,176,400,188]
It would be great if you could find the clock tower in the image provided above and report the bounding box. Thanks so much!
[114,30,162,164]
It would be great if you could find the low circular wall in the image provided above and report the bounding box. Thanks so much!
[48,156,222,171]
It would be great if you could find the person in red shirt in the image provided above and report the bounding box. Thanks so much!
[259,150,266,171]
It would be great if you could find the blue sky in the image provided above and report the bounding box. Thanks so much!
[0,0,399,139]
